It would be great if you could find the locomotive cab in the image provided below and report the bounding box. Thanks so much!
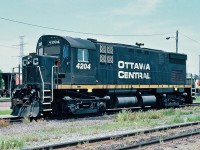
[11,35,101,117]
[36,35,97,85]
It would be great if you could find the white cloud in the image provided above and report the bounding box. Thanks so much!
[111,0,161,16]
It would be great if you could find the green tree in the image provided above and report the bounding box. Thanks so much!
[0,69,4,89]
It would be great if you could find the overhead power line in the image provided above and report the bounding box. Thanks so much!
[179,32,200,45]
[0,44,18,49]
[0,16,174,37]
[1,16,200,47]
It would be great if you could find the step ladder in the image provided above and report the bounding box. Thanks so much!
[41,88,53,113]
[191,87,196,99]
[37,66,57,115]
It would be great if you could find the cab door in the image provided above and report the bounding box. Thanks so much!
[71,48,96,84]
[59,45,71,73]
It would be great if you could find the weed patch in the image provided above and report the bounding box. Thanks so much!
[22,117,30,124]
[0,110,12,115]
[162,108,176,116]
[0,119,10,127]
[166,115,184,124]
[0,139,24,149]
[187,115,200,122]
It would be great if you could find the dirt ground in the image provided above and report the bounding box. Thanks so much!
[143,134,200,150]
[0,100,11,110]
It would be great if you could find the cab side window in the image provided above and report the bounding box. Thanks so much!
[78,49,89,62]
[63,45,69,58]
[38,48,44,55]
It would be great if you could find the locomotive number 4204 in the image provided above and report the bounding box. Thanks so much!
[76,63,91,70]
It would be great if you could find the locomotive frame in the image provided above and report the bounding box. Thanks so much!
[11,35,192,117]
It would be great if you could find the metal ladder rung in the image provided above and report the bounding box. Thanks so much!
[43,96,52,99]
[43,109,52,112]
[44,90,51,92]
[42,102,51,105]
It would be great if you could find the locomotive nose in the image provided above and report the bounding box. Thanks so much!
[22,53,39,66]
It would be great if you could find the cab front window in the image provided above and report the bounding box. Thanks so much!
[44,45,60,56]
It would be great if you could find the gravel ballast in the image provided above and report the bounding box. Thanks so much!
[1,106,200,149]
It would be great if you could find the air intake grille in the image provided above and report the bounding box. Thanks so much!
[171,70,185,83]
[100,54,106,63]
[100,45,106,53]
[99,45,114,64]
[23,66,39,83]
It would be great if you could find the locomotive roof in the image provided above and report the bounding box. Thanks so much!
[86,38,168,53]
[38,35,96,50]
[61,36,96,50]
[96,41,164,53]
[38,35,186,55]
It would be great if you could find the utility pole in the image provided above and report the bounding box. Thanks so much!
[19,36,25,66]
[176,30,178,53]
[199,55,200,78]
[19,36,25,85]
[166,30,179,53]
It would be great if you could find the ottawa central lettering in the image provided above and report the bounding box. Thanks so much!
[118,61,151,79]
[118,61,150,70]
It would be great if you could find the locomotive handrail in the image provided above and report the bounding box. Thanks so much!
[10,68,14,99]
[51,65,58,102]
[37,66,44,103]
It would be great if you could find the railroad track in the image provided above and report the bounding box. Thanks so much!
[0,115,23,123]
[118,128,200,150]
[25,121,200,150]
[1,103,200,123]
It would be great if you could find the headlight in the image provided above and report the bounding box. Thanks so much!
[23,59,27,66]
[31,89,36,94]
[12,90,16,95]
[33,58,39,65]
[27,56,32,65]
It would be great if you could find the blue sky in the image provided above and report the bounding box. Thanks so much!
[0,0,200,75]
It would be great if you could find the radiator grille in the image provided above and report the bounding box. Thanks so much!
[107,55,113,63]
[99,45,114,64]
[100,54,106,63]
[171,70,185,83]
[23,66,39,83]
[107,46,113,54]
[100,45,106,53]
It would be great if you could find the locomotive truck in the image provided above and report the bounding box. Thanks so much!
[11,35,192,117]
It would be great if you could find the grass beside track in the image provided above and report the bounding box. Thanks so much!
[0,139,24,150]
[1,106,200,149]
[115,107,199,125]
[195,96,200,101]
[0,110,12,115]
[0,97,10,101]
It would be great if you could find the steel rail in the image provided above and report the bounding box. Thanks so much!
[117,127,200,150]
[25,121,200,150]
[0,115,23,124]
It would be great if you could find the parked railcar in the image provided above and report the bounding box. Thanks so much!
[11,35,192,117]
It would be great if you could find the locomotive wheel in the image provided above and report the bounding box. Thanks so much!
[97,102,106,115]
[52,101,62,116]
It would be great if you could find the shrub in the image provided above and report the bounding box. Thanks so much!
[0,139,24,149]
[116,109,131,122]
[162,108,176,116]
[166,115,184,124]
[187,115,200,122]
[0,119,10,127]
